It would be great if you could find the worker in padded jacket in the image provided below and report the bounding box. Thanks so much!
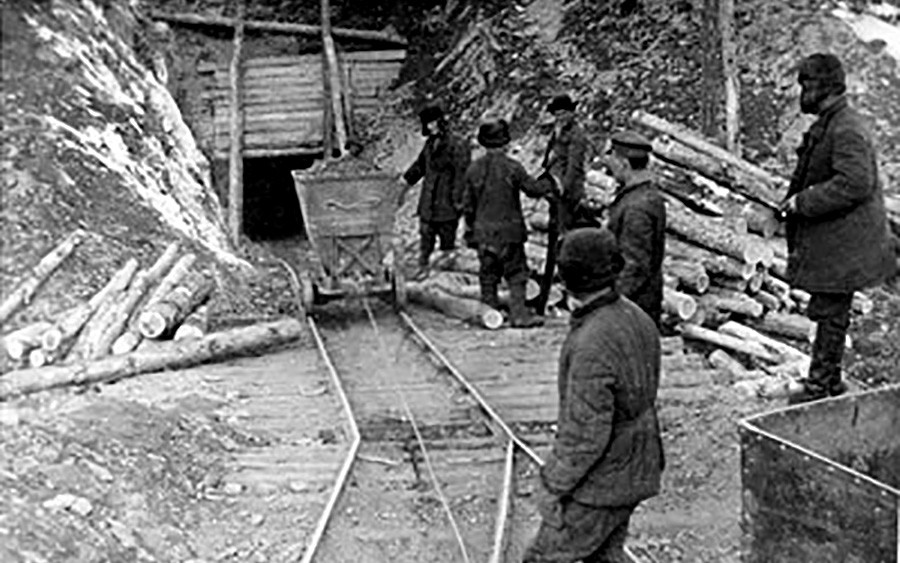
[600,131,666,327]
[545,94,589,232]
[463,119,553,328]
[524,227,664,563]
[401,103,472,280]
[779,54,896,404]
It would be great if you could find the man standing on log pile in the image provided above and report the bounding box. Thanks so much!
[401,103,472,281]
[463,119,553,328]
[525,227,664,563]
[599,131,666,327]
[779,54,896,405]
[544,94,590,232]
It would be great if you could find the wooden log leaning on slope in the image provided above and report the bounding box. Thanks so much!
[699,287,764,319]
[664,257,710,294]
[41,259,142,362]
[423,271,541,304]
[632,110,787,203]
[0,318,304,401]
[679,323,779,364]
[91,243,181,358]
[663,287,697,321]
[667,237,755,280]
[66,259,140,361]
[3,322,53,363]
[112,253,196,354]
[174,304,209,341]
[406,281,504,330]
[666,198,766,266]
[0,229,87,326]
[139,272,214,340]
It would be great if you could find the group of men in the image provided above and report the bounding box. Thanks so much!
[399,52,896,562]
[400,94,667,329]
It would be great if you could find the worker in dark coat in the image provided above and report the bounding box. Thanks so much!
[779,53,896,404]
[544,94,590,232]
[524,227,664,563]
[463,119,552,328]
[601,131,666,327]
[402,103,472,280]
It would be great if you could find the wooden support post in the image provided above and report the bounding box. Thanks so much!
[719,0,740,154]
[227,1,246,248]
[701,0,719,138]
[321,0,347,158]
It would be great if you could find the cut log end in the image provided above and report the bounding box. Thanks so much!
[139,312,167,339]
[482,310,504,330]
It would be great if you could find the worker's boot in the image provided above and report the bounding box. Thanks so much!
[509,280,543,328]
[480,282,501,311]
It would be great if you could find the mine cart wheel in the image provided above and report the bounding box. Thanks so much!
[298,271,316,314]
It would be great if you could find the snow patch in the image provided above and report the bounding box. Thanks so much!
[832,5,900,61]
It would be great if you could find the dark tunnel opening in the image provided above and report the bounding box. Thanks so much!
[215,154,319,241]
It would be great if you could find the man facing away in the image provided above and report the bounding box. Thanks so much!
[600,131,666,327]
[463,119,553,328]
[524,227,664,563]
[401,103,472,280]
[779,53,896,404]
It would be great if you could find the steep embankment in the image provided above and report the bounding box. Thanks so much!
[1,0,245,329]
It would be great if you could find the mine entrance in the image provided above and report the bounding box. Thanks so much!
[241,154,317,241]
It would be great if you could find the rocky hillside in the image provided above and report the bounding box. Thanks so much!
[1,0,255,332]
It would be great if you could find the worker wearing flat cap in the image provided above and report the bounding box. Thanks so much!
[462,119,553,328]
[543,94,590,232]
[780,53,895,404]
[402,102,472,280]
[525,227,664,563]
[599,130,666,327]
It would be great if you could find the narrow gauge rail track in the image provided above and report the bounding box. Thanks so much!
[296,299,644,563]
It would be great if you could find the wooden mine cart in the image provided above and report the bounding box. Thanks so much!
[739,384,900,562]
[291,162,407,313]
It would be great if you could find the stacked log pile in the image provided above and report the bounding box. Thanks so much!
[509,111,891,398]
[0,237,301,398]
[0,240,216,372]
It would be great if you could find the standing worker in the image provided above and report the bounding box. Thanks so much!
[544,94,589,232]
[463,119,552,328]
[524,227,664,563]
[401,103,472,280]
[779,53,895,404]
[600,131,666,327]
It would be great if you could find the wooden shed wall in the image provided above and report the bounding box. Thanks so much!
[199,50,404,158]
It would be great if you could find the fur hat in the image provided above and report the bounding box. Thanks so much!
[418,103,445,128]
[798,53,846,91]
[477,119,511,148]
[558,228,624,294]
[546,94,577,113]
[611,130,653,159]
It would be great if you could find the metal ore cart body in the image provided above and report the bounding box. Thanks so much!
[292,162,407,312]
[739,384,900,562]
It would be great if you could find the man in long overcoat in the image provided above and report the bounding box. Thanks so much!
[779,53,896,404]
[524,227,664,563]
[463,119,552,328]
[544,94,589,232]
[402,103,472,280]
[601,131,666,327]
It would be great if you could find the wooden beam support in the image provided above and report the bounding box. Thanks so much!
[149,10,407,45]
[719,0,740,154]
[228,1,245,248]
[321,0,347,158]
